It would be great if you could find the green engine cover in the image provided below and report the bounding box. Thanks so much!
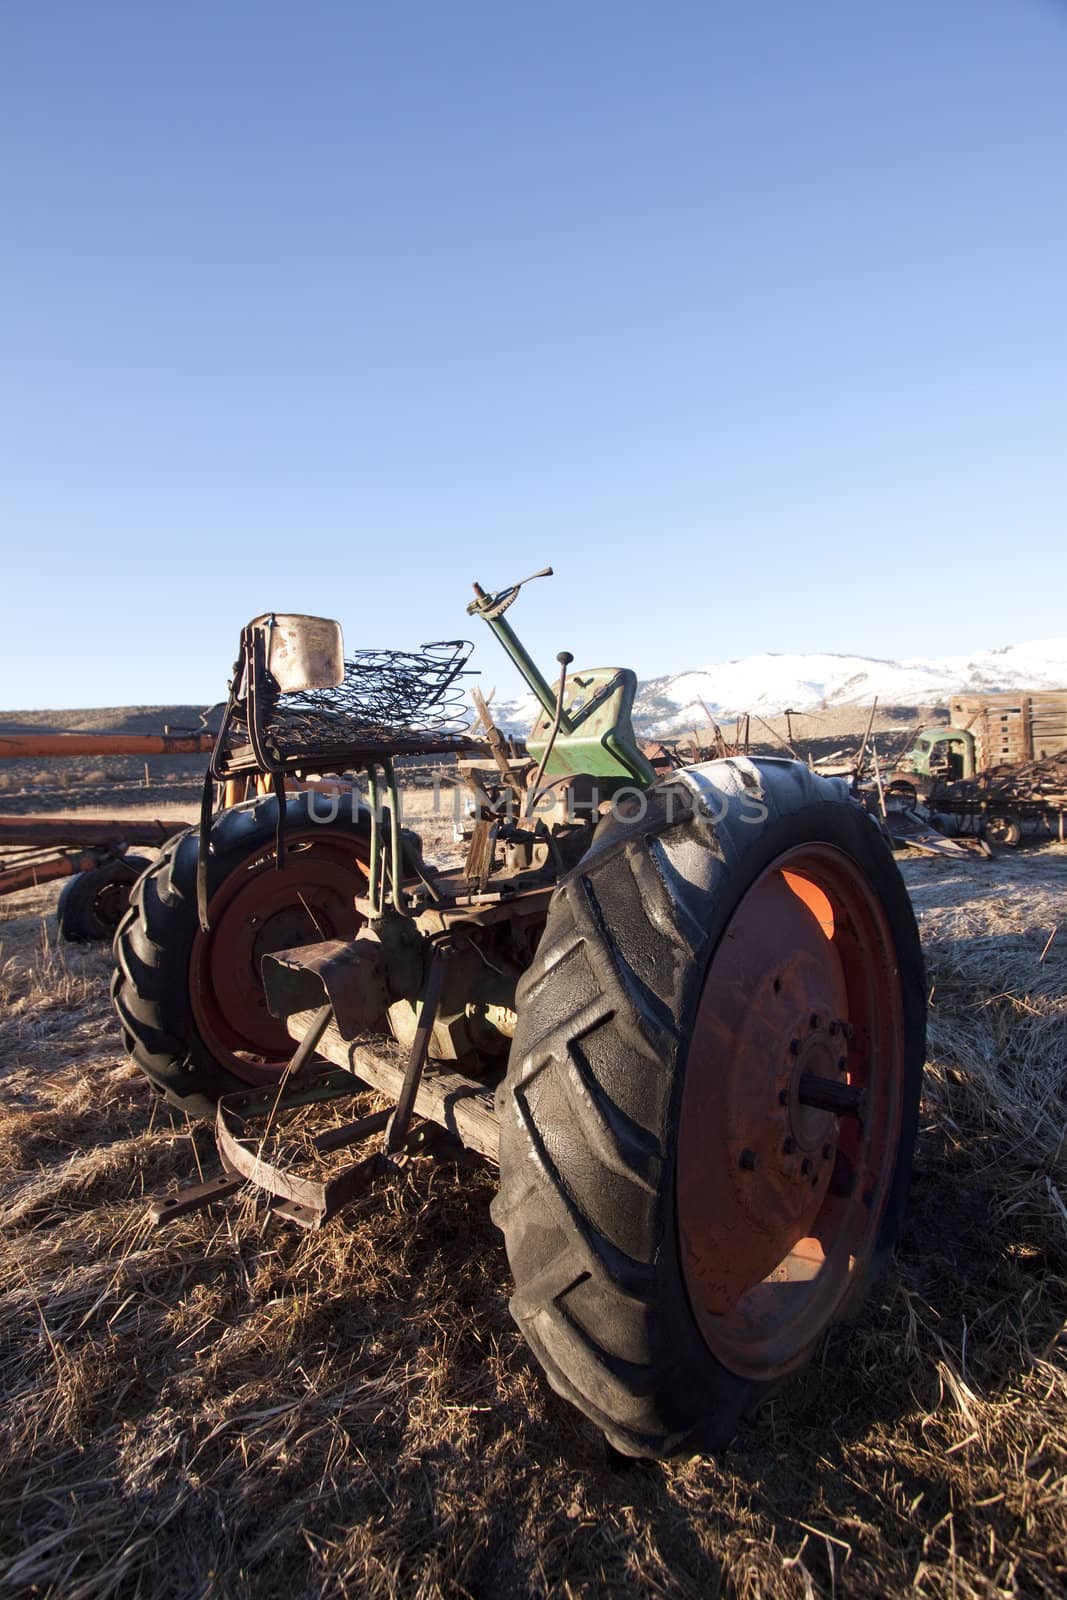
[525,666,655,787]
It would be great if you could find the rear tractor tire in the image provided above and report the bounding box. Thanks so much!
[494,759,925,1459]
[58,855,152,943]
[111,791,372,1115]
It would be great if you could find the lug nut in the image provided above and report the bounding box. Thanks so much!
[739,1148,760,1171]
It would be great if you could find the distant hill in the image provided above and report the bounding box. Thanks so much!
[4,635,1065,745]
[490,636,1067,736]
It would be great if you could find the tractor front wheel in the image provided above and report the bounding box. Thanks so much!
[493,759,925,1458]
[111,791,371,1115]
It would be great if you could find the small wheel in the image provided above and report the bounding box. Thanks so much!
[57,855,151,943]
[494,759,925,1458]
[111,791,372,1114]
[984,814,1021,848]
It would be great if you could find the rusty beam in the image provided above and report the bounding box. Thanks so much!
[0,816,189,848]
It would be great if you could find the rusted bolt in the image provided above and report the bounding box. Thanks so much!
[783,1137,797,1155]
[739,1148,760,1172]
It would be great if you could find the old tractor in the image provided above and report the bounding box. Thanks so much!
[112,572,925,1459]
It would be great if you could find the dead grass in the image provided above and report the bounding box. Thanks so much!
[1,847,1065,1599]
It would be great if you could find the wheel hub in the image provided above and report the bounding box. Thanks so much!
[784,1023,843,1154]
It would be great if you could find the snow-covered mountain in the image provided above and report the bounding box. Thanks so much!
[487,637,1067,738]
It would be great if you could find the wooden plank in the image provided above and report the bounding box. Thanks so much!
[286,1010,501,1164]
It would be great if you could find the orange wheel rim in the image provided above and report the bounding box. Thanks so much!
[676,844,906,1379]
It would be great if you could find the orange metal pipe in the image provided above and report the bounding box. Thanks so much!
[0,732,216,758]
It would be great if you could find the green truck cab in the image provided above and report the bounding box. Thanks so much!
[899,727,976,783]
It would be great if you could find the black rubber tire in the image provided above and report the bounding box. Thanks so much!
[111,791,372,1115]
[57,855,152,943]
[984,814,1022,848]
[493,758,926,1459]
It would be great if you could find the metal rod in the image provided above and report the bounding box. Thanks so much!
[385,952,446,1154]
[853,698,879,784]
[380,757,409,916]
[797,1072,864,1119]
[526,652,573,818]
[313,1107,393,1155]
[0,817,187,847]
[367,765,381,914]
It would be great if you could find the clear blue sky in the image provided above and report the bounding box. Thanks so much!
[2,1,1065,709]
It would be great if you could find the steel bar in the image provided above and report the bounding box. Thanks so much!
[282,1001,334,1081]
[853,698,879,783]
[148,1171,247,1225]
[313,1107,393,1155]
[0,816,189,847]
[797,1072,865,1119]
[385,952,445,1154]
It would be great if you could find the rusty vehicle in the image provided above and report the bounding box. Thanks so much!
[890,691,1067,846]
[112,574,925,1459]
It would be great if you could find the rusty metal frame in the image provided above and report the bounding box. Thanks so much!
[0,816,189,902]
[215,1076,391,1229]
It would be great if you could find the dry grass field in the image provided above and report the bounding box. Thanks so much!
[1,813,1065,1598]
